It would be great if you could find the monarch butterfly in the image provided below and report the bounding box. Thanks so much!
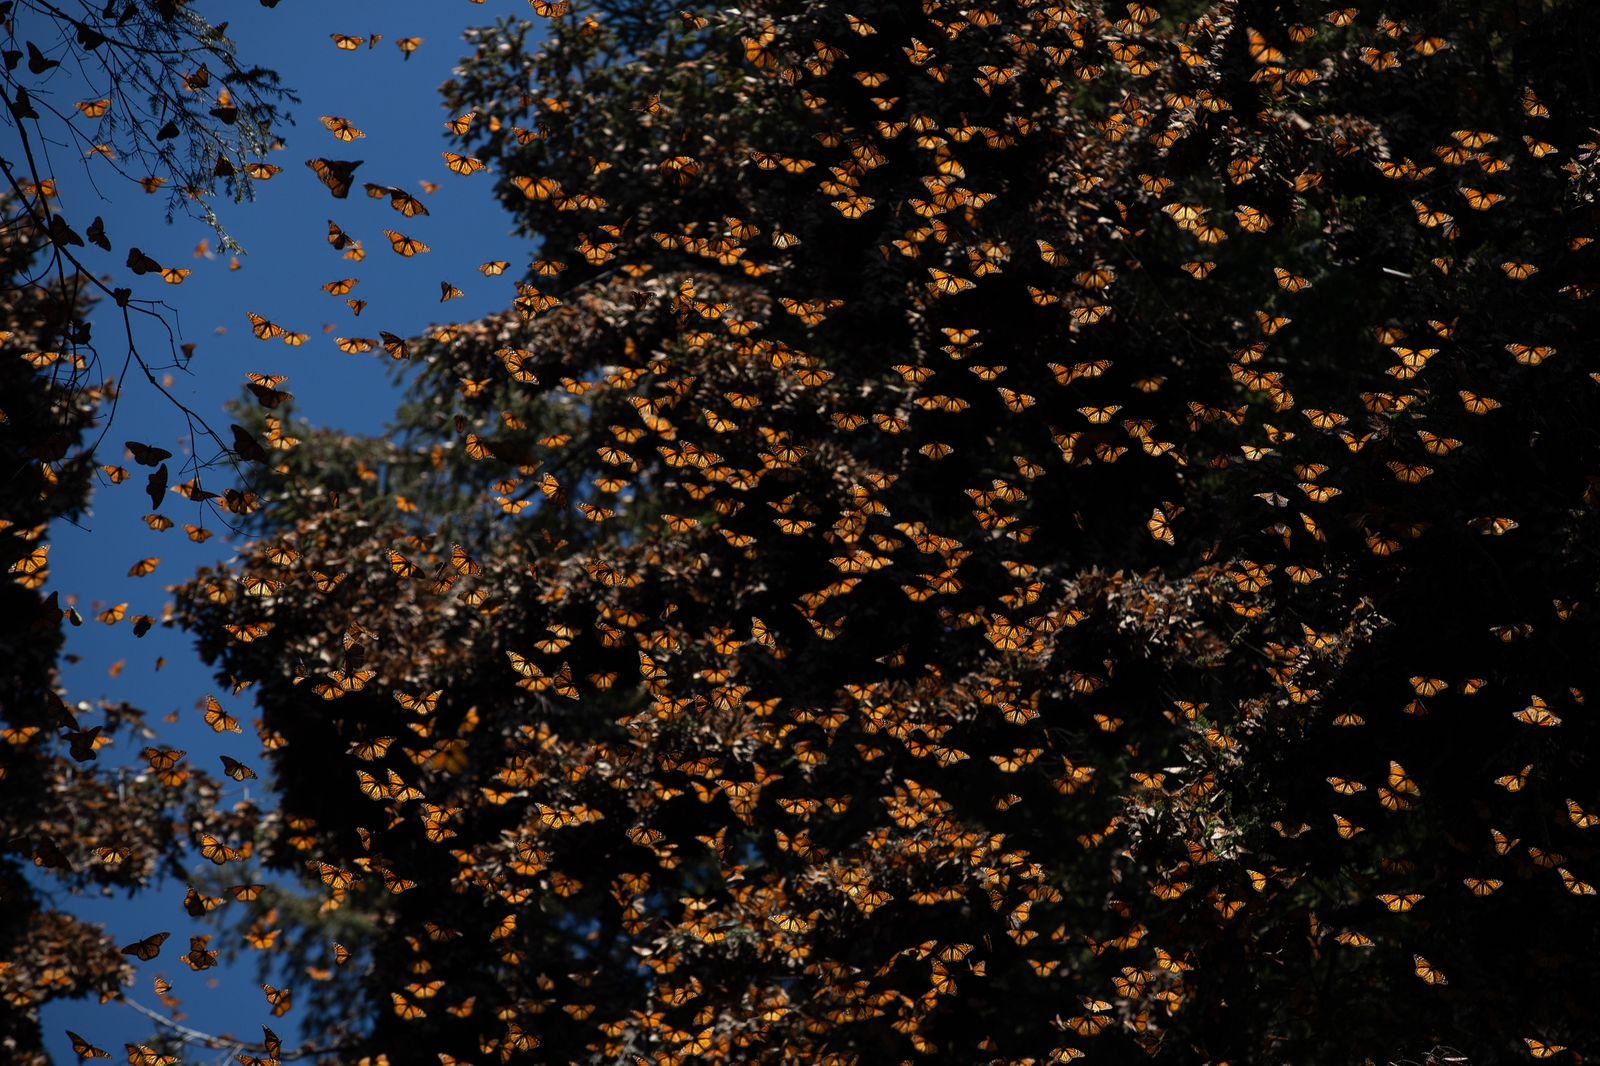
[928,268,975,295]
[1147,507,1175,545]
[1333,814,1365,839]
[121,931,170,960]
[1413,955,1448,985]
[832,195,875,218]
[240,574,284,597]
[1418,430,1462,455]
[1525,1039,1569,1059]
[444,152,485,175]
[263,984,293,1016]
[1064,1013,1113,1037]
[247,312,288,341]
[1235,205,1273,232]
[326,220,354,249]
[223,621,272,644]
[199,835,248,865]
[1514,695,1561,727]
[1408,676,1447,697]
[383,230,430,256]
[67,1031,111,1059]
[1472,515,1519,536]
[998,387,1035,412]
[203,696,241,734]
[1079,404,1121,424]
[392,993,426,1020]
[1274,267,1311,291]
[366,183,430,217]
[1378,892,1424,912]
[320,115,365,141]
[347,736,396,766]
[1506,343,1556,365]
[1568,799,1600,829]
[9,544,49,578]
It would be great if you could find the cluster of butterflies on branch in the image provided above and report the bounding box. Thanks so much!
[9,0,1600,1063]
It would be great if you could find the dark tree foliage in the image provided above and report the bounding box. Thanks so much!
[0,208,231,1064]
[0,0,291,1029]
[3,0,296,492]
[0,200,120,1064]
[2,0,293,231]
[174,1,1600,1063]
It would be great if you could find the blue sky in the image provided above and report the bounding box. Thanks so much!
[6,2,537,1059]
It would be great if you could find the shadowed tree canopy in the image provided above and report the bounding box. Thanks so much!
[1,206,242,1064]
[3,2,291,1057]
